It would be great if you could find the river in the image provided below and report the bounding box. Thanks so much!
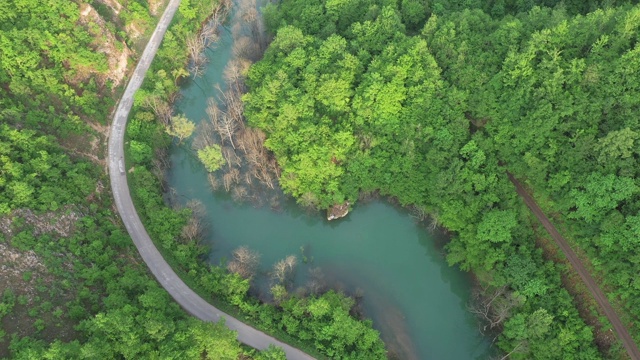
[167,10,490,360]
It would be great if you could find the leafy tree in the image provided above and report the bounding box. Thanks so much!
[255,344,287,360]
[568,173,637,224]
[129,140,154,165]
[197,145,226,172]
[165,114,196,144]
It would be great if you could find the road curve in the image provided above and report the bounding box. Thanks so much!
[508,173,640,360]
[107,1,314,359]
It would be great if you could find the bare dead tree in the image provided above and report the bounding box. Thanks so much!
[428,213,442,232]
[271,255,298,284]
[205,96,222,121]
[268,195,280,211]
[249,13,267,53]
[236,0,267,53]
[224,58,252,93]
[468,286,524,334]
[269,157,281,179]
[207,173,221,191]
[221,145,241,170]
[233,36,260,62]
[236,128,277,189]
[181,216,203,243]
[223,168,240,192]
[219,86,245,131]
[167,91,181,105]
[227,246,260,279]
[284,255,297,270]
[186,0,227,78]
[200,20,220,48]
[494,341,526,360]
[151,146,171,183]
[166,187,180,208]
[468,285,505,332]
[231,21,245,41]
[254,162,275,189]
[236,127,260,157]
[307,267,326,295]
[240,0,258,23]
[180,200,207,243]
[212,0,232,22]
[232,185,248,202]
[243,171,253,186]
[187,34,207,78]
[143,95,172,125]
[186,199,206,218]
[410,205,428,222]
[207,96,238,149]
[192,119,217,151]
[223,172,233,192]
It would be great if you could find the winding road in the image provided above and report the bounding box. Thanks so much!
[107,1,313,358]
[104,0,640,358]
[508,173,640,360]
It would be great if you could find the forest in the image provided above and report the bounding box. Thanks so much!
[126,0,387,358]
[1,0,385,358]
[0,0,284,358]
[242,0,640,358]
[2,0,640,359]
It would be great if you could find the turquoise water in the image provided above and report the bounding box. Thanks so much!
[167,18,490,360]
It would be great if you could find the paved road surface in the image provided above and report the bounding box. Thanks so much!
[107,1,314,358]
[508,173,640,360]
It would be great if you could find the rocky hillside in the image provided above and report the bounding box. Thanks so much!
[0,0,168,161]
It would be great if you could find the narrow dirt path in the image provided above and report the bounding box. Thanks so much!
[508,173,640,360]
[107,1,313,358]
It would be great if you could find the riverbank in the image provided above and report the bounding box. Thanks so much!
[168,33,491,356]
[240,1,619,358]
[121,0,387,358]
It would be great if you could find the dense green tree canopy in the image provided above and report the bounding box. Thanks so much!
[247,0,640,357]
[0,1,281,359]
[0,125,94,214]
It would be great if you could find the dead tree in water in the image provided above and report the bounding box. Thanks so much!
[213,0,232,20]
[180,200,207,243]
[223,168,240,192]
[207,173,221,190]
[187,34,207,78]
[222,145,241,170]
[191,116,217,152]
[236,0,267,53]
[232,36,260,63]
[206,97,238,149]
[192,0,281,200]
[232,185,248,202]
[220,86,245,132]
[237,128,277,189]
[187,4,226,78]
[224,58,252,93]
[271,255,298,284]
[227,246,260,279]
[306,267,327,295]
[200,21,219,45]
